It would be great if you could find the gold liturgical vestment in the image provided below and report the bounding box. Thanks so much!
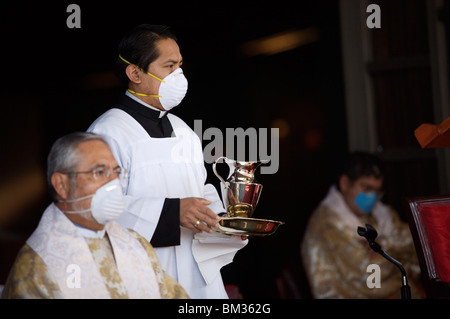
[1,203,188,299]
[301,186,423,299]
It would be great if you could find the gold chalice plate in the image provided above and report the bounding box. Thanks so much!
[214,217,285,236]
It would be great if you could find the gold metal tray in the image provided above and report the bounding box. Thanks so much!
[214,217,284,236]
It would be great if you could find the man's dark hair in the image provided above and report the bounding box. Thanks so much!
[115,24,177,87]
[337,151,384,188]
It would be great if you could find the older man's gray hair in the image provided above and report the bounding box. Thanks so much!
[47,132,107,200]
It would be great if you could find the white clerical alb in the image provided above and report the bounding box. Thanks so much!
[88,98,247,298]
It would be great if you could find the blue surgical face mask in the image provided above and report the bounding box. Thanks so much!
[354,192,378,214]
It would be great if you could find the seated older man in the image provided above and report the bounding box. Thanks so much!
[1,132,188,299]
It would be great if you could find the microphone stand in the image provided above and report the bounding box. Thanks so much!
[357,224,411,299]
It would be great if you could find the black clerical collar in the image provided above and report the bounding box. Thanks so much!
[121,91,168,121]
[115,94,174,138]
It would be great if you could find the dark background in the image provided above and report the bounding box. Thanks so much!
[0,0,449,298]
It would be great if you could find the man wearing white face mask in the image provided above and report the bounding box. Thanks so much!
[1,132,189,299]
[88,24,247,299]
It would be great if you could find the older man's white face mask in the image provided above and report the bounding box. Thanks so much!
[59,179,125,224]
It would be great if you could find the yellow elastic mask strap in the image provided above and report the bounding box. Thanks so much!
[127,89,161,98]
[118,54,166,83]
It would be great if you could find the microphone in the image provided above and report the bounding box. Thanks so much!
[357,224,411,299]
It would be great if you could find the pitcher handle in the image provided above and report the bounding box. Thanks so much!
[213,156,235,187]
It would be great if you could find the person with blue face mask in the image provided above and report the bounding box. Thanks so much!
[301,151,424,299]
[338,159,384,217]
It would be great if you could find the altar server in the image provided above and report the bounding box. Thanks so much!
[88,24,247,299]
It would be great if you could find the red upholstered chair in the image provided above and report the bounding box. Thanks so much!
[404,195,450,298]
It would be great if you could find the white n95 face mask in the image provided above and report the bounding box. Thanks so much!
[119,54,188,111]
[59,179,126,224]
[157,67,188,111]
